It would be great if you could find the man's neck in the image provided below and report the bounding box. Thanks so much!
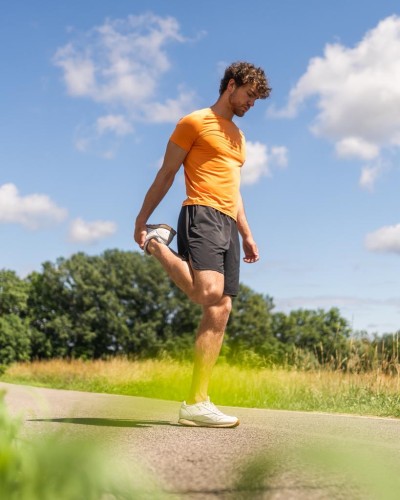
[210,99,234,121]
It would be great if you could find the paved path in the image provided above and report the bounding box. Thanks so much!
[2,382,400,499]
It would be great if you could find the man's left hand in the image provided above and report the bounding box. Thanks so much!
[242,237,259,263]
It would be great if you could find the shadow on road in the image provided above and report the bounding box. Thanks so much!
[28,417,180,428]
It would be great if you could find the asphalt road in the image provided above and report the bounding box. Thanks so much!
[2,381,400,499]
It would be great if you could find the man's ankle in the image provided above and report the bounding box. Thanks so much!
[186,395,208,405]
[146,238,158,255]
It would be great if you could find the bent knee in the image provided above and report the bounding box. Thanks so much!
[192,285,224,306]
[221,295,232,313]
[201,295,232,330]
[216,295,232,318]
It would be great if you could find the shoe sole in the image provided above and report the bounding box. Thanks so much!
[178,418,240,428]
[146,224,176,233]
[144,224,176,255]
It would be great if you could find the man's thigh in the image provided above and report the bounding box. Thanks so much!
[191,267,225,296]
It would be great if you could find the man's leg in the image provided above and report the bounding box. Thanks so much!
[146,239,224,306]
[187,295,232,404]
[178,294,238,427]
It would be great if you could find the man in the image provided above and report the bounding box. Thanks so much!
[134,61,271,427]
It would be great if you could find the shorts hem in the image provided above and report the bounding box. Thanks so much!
[190,264,224,275]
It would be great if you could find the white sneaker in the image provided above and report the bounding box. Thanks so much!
[178,397,239,428]
[143,224,176,255]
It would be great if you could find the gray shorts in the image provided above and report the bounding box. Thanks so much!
[177,205,240,297]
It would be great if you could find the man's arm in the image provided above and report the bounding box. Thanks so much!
[134,140,187,249]
[236,192,259,263]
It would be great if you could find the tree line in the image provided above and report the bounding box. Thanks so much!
[0,250,398,371]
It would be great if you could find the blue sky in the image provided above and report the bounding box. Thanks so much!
[1,0,400,334]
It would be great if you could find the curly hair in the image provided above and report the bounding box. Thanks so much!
[219,61,271,99]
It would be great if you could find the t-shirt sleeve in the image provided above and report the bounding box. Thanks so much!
[169,114,199,152]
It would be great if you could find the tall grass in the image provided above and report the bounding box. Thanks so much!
[2,357,400,418]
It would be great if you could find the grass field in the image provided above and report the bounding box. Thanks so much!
[2,358,400,418]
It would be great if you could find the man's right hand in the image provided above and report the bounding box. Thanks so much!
[134,221,147,249]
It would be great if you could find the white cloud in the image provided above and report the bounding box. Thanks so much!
[73,121,127,159]
[54,13,197,131]
[54,14,181,105]
[359,164,382,191]
[69,218,117,244]
[270,146,289,168]
[271,15,400,178]
[96,114,133,136]
[242,141,288,185]
[0,183,67,230]
[141,90,196,123]
[365,224,400,254]
[53,43,96,97]
[336,137,379,161]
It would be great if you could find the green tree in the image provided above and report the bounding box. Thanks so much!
[0,270,33,368]
[226,284,280,364]
[27,265,75,358]
[0,249,356,367]
[272,308,351,367]
[26,250,201,360]
[0,269,29,316]
[0,314,31,366]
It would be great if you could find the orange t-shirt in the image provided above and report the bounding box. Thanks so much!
[169,108,245,220]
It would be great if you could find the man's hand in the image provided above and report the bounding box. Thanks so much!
[242,236,259,263]
[134,220,147,250]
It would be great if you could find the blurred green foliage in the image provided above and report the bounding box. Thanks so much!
[0,391,165,499]
[234,437,400,500]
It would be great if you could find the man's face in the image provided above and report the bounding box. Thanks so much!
[228,82,259,117]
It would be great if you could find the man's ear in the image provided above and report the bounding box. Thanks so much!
[227,78,236,93]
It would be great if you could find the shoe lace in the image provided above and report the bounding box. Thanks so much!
[203,399,223,415]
